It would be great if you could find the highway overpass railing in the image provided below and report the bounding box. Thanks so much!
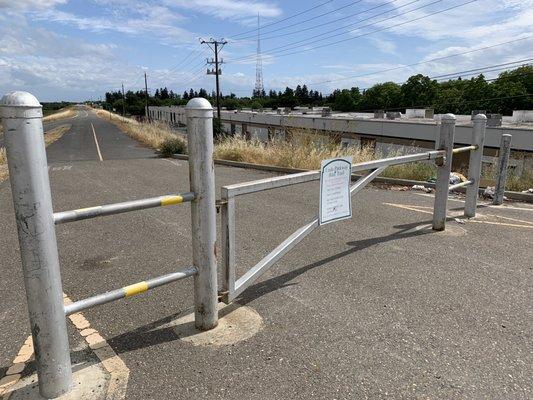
[0,92,219,399]
[218,114,488,303]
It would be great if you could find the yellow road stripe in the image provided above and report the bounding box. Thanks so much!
[160,195,183,206]
[383,202,433,215]
[123,282,149,297]
[483,213,533,225]
[469,219,533,229]
[383,202,533,229]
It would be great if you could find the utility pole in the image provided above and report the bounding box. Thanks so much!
[121,83,125,119]
[144,72,150,123]
[200,38,227,121]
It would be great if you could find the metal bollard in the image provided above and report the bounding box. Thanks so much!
[433,114,456,231]
[186,98,218,330]
[0,92,72,398]
[464,114,487,217]
[493,134,512,205]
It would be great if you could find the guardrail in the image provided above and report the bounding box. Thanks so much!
[0,92,219,398]
[218,114,488,303]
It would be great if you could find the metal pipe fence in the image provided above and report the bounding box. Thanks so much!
[65,267,198,316]
[219,113,488,303]
[0,92,219,398]
[54,192,195,224]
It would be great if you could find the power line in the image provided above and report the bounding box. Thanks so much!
[233,0,366,41]
[435,65,532,81]
[227,0,442,63]
[228,0,334,39]
[330,61,533,93]
[257,0,404,42]
[150,47,209,81]
[267,0,427,53]
[430,59,533,80]
[303,36,532,87]
[229,0,478,63]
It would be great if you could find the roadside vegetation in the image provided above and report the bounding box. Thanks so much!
[214,131,437,180]
[0,125,69,182]
[94,109,187,153]
[42,108,76,122]
[93,109,532,192]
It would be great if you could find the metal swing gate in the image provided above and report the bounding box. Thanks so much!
[218,114,488,303]
[0,92,219,399]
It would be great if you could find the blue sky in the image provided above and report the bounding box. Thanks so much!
[0,0,531,101]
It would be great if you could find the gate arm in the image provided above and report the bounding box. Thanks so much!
[226,167,385,303]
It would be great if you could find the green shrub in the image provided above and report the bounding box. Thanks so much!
[160,137,187,157]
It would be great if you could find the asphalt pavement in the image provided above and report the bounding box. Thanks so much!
[0,109,531,399]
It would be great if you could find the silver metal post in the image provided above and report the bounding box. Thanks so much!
[493,134,512,205]
[0,92,72,398]
[464,114,486,217]
[220,189,236,301]
[186,98,218,330]
[433,114,456,231]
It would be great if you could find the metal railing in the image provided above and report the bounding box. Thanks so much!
[0,92,219,399]
[219,113,489,303]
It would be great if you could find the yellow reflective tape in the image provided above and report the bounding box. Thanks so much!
[76,206,102,213]
[123,282,149,297]
[160,195,183,206]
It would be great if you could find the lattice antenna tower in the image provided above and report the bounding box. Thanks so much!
[254,14,264,96]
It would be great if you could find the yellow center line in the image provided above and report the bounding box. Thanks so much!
[91,123,103,162]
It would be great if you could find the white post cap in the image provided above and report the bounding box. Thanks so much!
[0,91,42,119]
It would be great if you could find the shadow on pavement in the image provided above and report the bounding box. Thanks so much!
[237,219,444,306]
[70,219,453,359]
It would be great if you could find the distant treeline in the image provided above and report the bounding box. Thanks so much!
[103,66,532,117]
[42,102,74,116]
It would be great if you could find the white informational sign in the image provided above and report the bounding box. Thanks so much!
[319,157,352,225]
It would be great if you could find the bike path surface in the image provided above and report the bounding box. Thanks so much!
[0,115,531,399]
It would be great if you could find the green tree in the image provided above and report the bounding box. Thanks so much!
[361,82,401,110]
[401,74,438,107]
[333,89,356,112]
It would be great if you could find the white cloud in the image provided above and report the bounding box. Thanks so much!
[32,5,196,46]
[166,0,282,21]
[369,37,396,55]
[0,16,143,100]
[0,0,66,10]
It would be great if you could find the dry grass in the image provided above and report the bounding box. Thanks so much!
[87,112,533,192]
[94,109,181,150]
[214,130,437,181]
[0,125,69,183]
[44,125,69,146]
[43,108,76,122]
[0,147,7,182]
[214,131,376,170]
[481,159,533,192]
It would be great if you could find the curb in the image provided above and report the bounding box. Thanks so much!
[171,154,533,203]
